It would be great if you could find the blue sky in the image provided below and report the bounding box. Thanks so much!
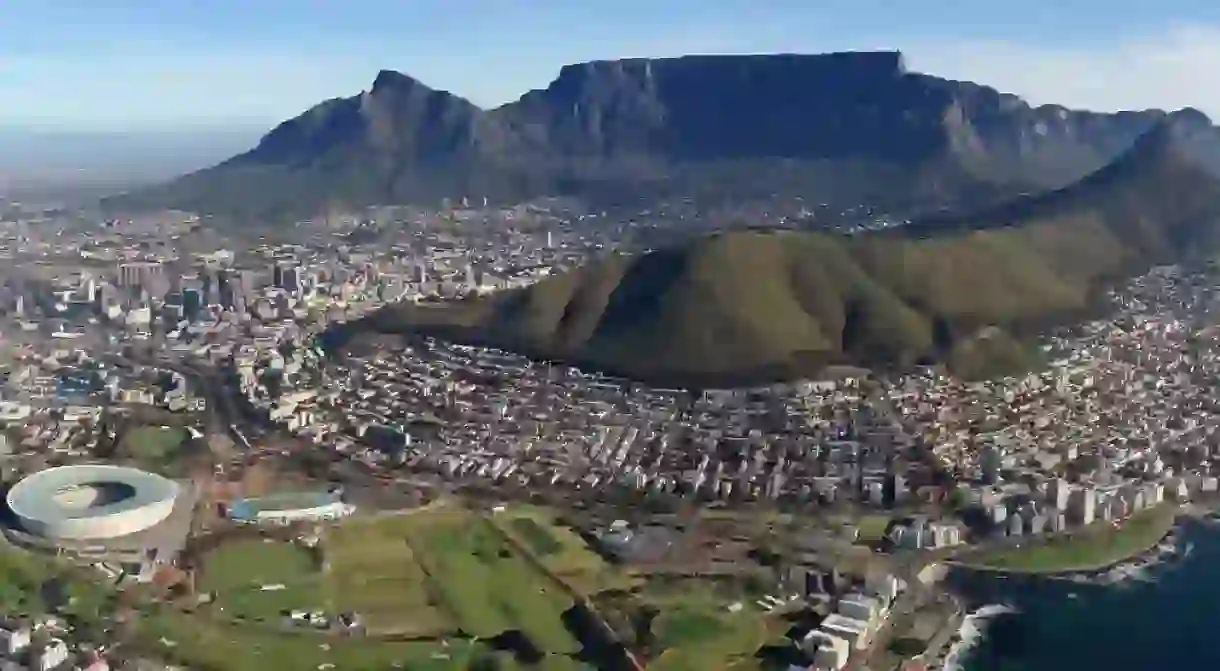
[2,0,1219,131]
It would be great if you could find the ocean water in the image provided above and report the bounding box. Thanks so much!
[947,519,1220,671]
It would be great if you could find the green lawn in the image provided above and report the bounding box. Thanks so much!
[326,506,581,651]
[198,538,324,621]
[325,515,449,635]
[969,504,1178,573]
[409,517,580,653]
[167,507,588,668]
[121,425,188,463]
[633,578,781,671]
[510,517,563,556]
[492,506,641,595]
[649,608,778,671]
[653,610,726,648]
[138,611,490,671]
[857,515,892,543]
[200,538,318,593]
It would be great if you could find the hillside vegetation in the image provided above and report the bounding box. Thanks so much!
[337,121,1220,384]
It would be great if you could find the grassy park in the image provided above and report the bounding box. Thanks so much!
[176,504,597,669]
[197,538,323,622]
[324,512,451,636]
[492,505,642,595]
[403,511,580,653]
[120,425,189,466]
[966,504,1178,573]
[197,506,580,645]
[639,581,784,671]
[138,611,514,671]
[139,500,782,670]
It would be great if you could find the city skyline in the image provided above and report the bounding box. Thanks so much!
[1,0,1219,130]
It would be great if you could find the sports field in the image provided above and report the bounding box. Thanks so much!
[197,538,323,621]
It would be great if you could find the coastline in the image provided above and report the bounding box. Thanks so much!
[945,504,1181,576]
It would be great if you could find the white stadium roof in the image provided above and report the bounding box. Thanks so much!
[6,465,179,540]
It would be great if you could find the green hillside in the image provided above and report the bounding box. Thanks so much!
[337,122,1220,384]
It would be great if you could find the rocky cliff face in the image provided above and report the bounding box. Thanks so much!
[113,51,1209,219]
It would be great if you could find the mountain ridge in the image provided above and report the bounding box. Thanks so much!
[107,50,1209,220]
[328,117,1220,385]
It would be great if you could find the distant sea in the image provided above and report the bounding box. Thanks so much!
[946,518,1220,671]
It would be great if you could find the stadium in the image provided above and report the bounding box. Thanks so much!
[3,465,195,563]
[226,490,354,525]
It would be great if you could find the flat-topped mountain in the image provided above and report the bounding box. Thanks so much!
[108,51,1203,220]
[329,117,1220,384]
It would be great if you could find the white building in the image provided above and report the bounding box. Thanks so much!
[0,624,31,655]
[1144,482,1164,506]
[1071,487,1096,525]
[866,573,902,606]
[820,614,871,651]
[837,594,879,626]
[34,638,69,671]
[927,523,963,548]
[802,630,850,670]
[1047,478,1071,510]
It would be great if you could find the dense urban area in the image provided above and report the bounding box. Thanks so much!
[0,201,1215,671]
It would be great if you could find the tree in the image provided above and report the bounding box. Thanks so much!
[945,488,969,512]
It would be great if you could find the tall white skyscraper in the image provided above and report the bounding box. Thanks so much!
[1048,478,1071,511]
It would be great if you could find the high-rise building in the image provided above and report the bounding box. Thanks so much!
[275,264,301,295]
[117,261,164,289]
[980,445,1002,484]
[182,288,203,321]
[238,269,258,296]
[1048,478,1071,511]
[1070,487,1096,525]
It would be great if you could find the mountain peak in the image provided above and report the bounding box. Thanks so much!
[1121,111,1216,164]
[1168,107,1212,128]
[370,69,428,94]
[110,50,1220,220]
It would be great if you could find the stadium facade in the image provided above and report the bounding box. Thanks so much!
[226,490,354,525]
[3,465,194,564]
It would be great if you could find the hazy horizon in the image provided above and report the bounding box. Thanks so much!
[0,125,267,197]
